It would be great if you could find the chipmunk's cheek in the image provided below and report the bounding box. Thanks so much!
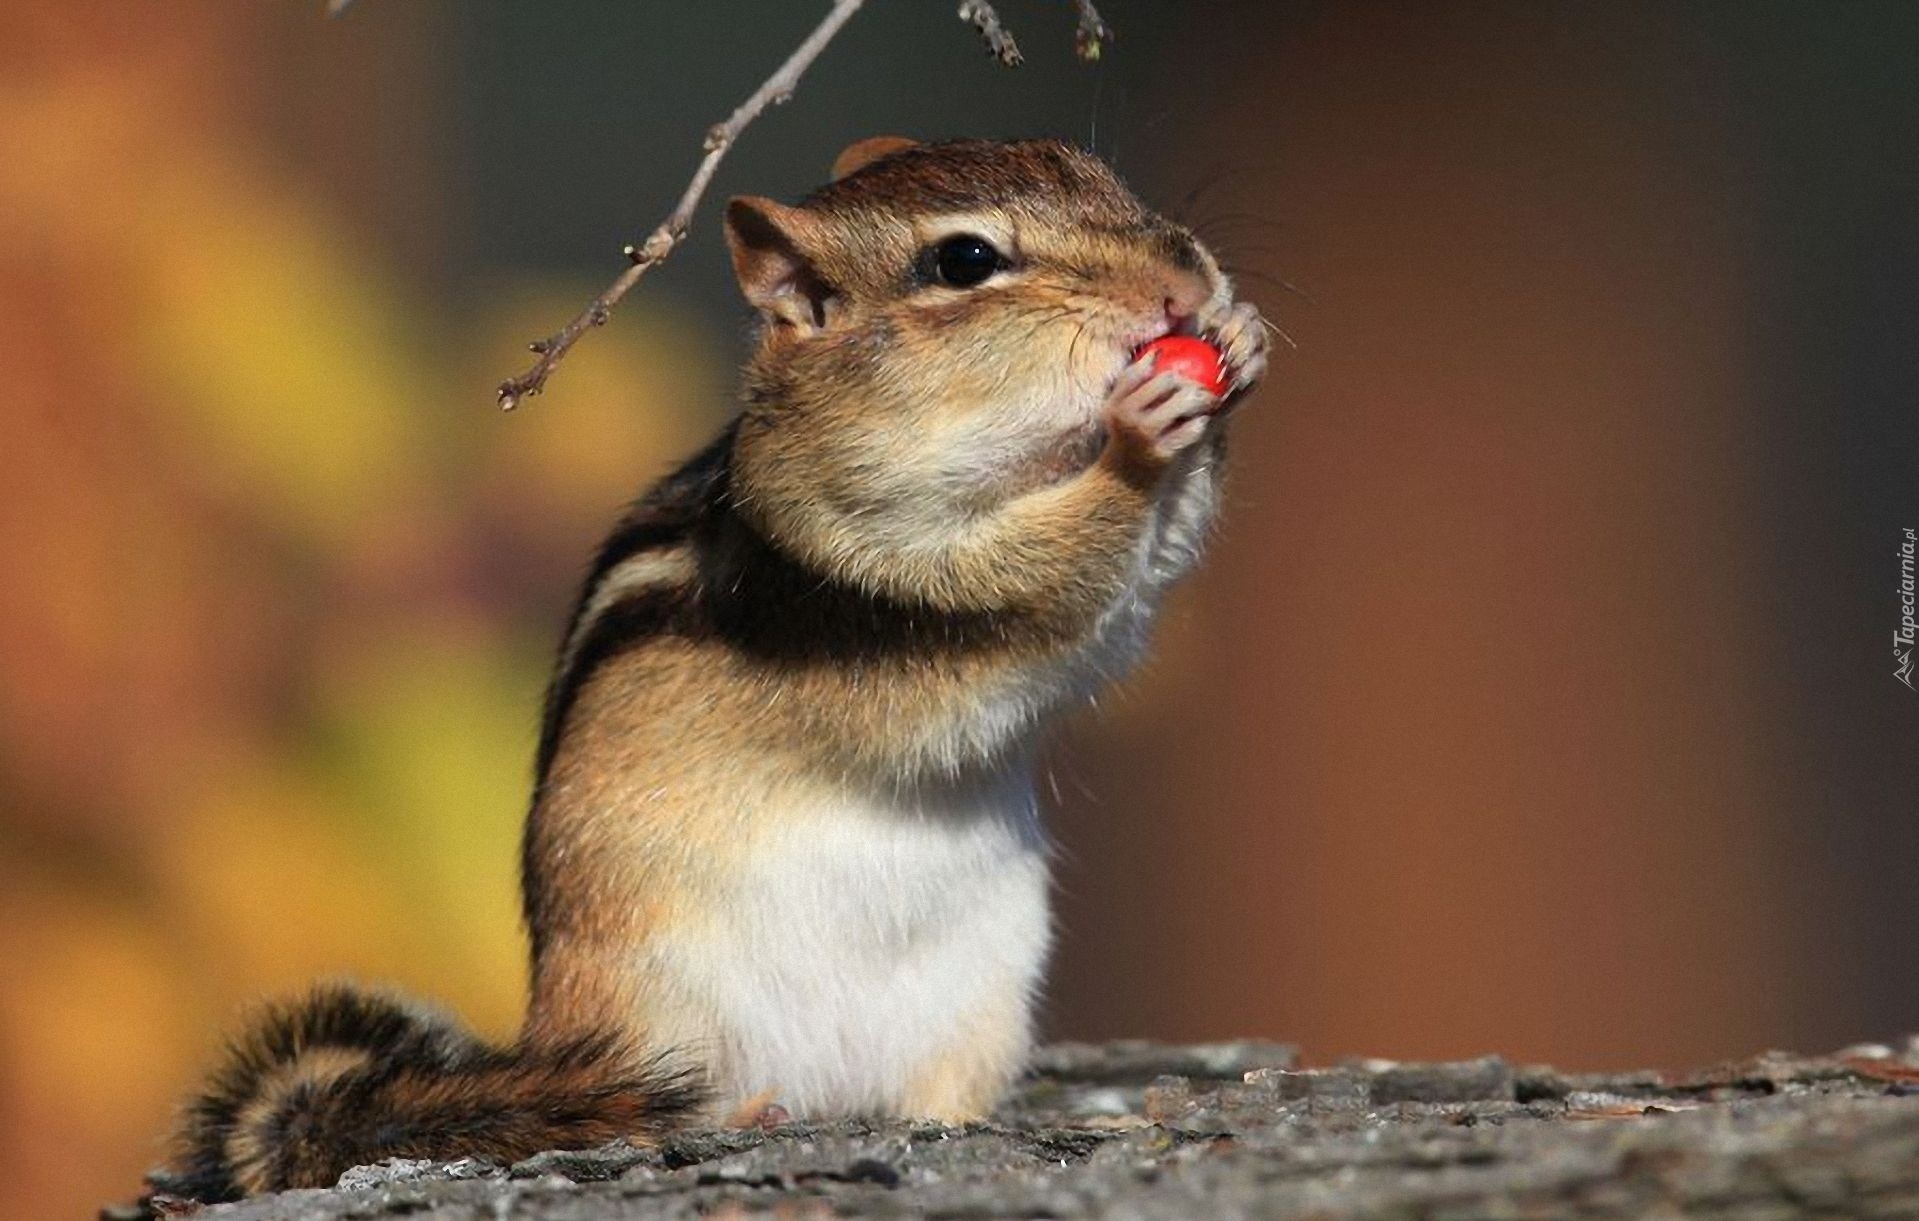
[1026,349,1110,433]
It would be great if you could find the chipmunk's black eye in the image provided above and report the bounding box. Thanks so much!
[923,234,1008,288]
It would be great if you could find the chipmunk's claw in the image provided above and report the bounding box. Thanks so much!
[1196,299,1270,400]
[1105,359,1223,464]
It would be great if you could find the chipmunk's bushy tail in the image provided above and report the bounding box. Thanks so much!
[168,984,700,1201]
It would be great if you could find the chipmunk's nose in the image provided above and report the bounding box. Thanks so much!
[1121,227,1218,338]
[1156,228,1215,327]
[1162,271,1212,333]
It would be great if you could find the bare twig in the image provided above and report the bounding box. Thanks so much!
[496,0,1117,409]
[1069,0,1112,62]
[496,0,867,410]
[957,1,1023,66]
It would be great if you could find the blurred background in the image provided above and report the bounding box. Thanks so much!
[3,1,1916,1216]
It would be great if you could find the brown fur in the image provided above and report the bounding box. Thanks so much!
[830,135,921,181]
[167,138,1268,1199]
[166,985,699,1200]
[523,140,1249,1061]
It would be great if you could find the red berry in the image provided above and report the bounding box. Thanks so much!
[1136,335,1230,397]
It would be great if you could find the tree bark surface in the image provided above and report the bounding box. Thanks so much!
[118,1041,1919,1219]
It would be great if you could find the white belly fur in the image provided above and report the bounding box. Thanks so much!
[650,772,1051,1118]
[634,453,1218,1117]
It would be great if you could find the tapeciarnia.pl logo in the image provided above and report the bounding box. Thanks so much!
[1898,527,1916,690]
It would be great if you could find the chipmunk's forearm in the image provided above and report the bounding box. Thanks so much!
[842,455,1158,622]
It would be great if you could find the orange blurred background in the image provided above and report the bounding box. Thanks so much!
[3,3,1916,1217]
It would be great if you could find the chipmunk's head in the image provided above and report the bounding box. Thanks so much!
[723,137,1227,595]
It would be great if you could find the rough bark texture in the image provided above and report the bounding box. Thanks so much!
[115,1040,1919,1219]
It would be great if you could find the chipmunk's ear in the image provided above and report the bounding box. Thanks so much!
[831,136,919,181]
[724,197,838,336]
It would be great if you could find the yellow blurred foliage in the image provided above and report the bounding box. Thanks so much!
[473,292,729,532]
[2,27,429,546]
[152,755,436,1004]
[307,626,551,1038]
[0,7,729,1219]
[0,882,198,1212]
[133,189,432,547]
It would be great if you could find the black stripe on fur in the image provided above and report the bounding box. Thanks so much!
[167,984,701,1201]
[533,429,735,786]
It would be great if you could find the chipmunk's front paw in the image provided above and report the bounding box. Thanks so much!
[1102,356,1224,472]
[1197,299,1270,402]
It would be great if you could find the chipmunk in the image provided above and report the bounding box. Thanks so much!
[165,136,1269,1200]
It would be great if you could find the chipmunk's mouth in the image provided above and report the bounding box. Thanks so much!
[1077,303,1207,402]
[1119,309,1201,361]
